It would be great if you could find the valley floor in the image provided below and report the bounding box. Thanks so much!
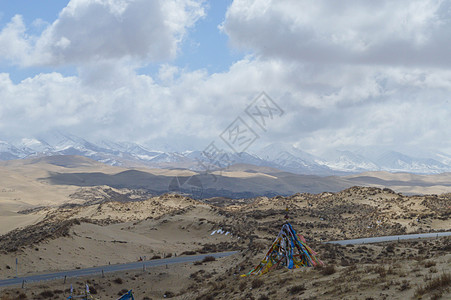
[0,186,450,299]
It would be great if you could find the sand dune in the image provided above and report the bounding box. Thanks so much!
[0,185,449,299]
[345,171,451,194]
[1,155,451,236]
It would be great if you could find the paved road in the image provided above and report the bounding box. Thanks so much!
[2,231,449,288]
[0,251,238,288]
[325,231,451,245]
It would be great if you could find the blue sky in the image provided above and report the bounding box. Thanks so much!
[0,0,450,157]
[173,0,241,74]
[0,0,240,83]
[0,1,65,27]
[0,1,69,82]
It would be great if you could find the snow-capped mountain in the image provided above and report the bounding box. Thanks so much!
[18,138,53,154]
[374,151,450,173]
[317,150,379,172]
[256,143,336,175]
[1,133,451,175]
[0,140,26,160]
[4,131,166,167]
[434,152,451,166]
[257,142,318,163]
[182,150,266,172]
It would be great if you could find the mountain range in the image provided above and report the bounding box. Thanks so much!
[1,131,450,175]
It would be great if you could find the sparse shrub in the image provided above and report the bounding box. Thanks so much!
[414,273,451,298]
[163,291,175,298]
[321,264,336,275]
[398,279,410,291]
[117,289,128,296]
[197,294,214,300]
[239,281,247,291]
[424,260,436,268]
[89,286,97,294]
[113,277,123,284]
[385,244,395,253]
[277,277,291,285]
[53,289,63,294]
[288,284,306,295]
[251,279,264,289]
[375,266,386,278]
[151,255,161,260]
[202,256,216,263]
[387,266,396,275]
[258,295,269,300]
[38,290,53,298]
[344,264,357,273]
[16,293,27,299]
[340,259,350,266]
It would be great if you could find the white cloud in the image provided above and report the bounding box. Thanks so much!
[0,56,450,153]
[0,0,450,156]
[0,0,205,66]
[223,0,451,68]
[217,0,451,153]
[0,15,31,63]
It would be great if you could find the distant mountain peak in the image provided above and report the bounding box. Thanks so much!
[0,133,450,175]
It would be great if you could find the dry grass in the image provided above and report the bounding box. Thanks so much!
[414,273,451,298]
[202,256,216,263]
[288,284,306,295]
[112,277,123,284]
[251,279,264,289]
[320,264,336,275]
[1,187,451,299]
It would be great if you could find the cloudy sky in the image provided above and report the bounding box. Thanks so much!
[0,0,450,155]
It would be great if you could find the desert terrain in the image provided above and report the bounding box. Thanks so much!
[0,156,450,299]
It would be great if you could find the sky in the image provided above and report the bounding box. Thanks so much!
[0,0,450,156]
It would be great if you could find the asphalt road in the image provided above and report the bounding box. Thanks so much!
[325,231,451,245]
[0,251,238,288]
[2,231,450,288]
